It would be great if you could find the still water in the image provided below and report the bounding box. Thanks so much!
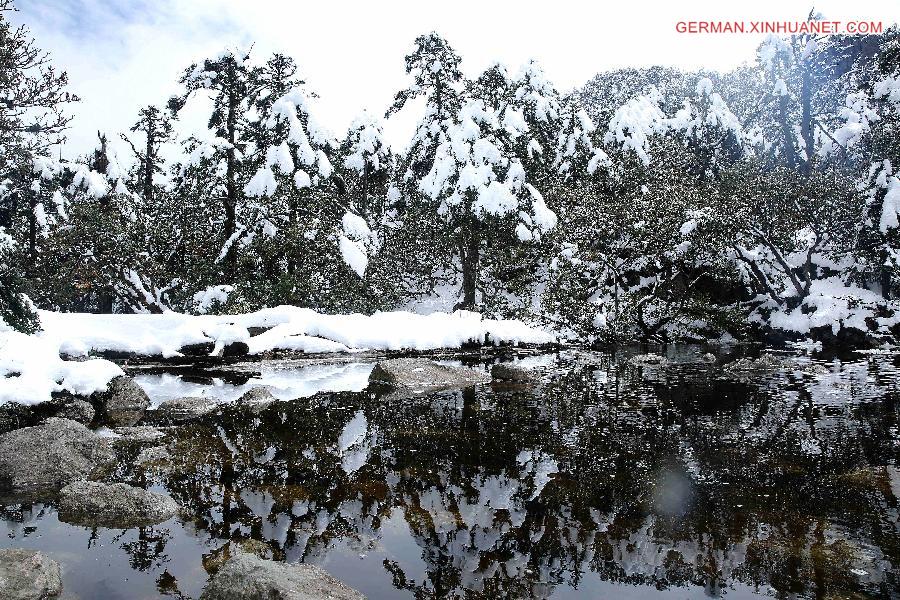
[2,347,899,599]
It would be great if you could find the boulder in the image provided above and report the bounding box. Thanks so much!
[0,549,62,600]
[0,402,36,434]
[491,363,538,382]
[200,552,365,600]
[700,353,717,364]
[0,397,95,435]
[96,376,150,427]
[57,480,180,528]
[152,397,218,424]
[55,398,95,425]
[178,341,216,356]
[235,387,277,413]
[223,341,250,358]
[369,358,490,390]
[0,418,115,500]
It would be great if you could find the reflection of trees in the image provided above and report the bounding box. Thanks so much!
[142,353,900,598]
[118,525,174,572]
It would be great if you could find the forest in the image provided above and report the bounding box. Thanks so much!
[1,1,900,350]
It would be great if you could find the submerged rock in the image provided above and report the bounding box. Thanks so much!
[491,363,538,382]
[369,358,490,390]
[152,396,218,423]
[0,418,115,500]
[0,549,62,600]
[57,480,180,528]
[96,375,150,427]
[200,552,365,600]
[628,353,669,367]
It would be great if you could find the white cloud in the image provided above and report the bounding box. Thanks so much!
[10,0,896,160]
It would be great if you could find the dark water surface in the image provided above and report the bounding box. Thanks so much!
[2,347,899,599]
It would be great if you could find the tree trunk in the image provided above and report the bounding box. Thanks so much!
[223,76,239,278]
[459,215,479,310]
[143,122,154,204]
[778,93,797,171]
[799,63,814,176]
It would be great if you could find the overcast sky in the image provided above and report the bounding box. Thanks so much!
[11,0,897,161]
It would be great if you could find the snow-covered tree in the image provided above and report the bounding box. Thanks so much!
[168,48,261,276]
[388,32,463,182]
[420,89,557,309]
[0,0,77,330]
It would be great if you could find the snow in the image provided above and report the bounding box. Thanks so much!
[604,87,667,165]
[0,307,553,406]
[0,329,123,405]
[766,278,885,335]
[136,362,373,407]
[193,284,234,314]
[338,234,368,277]
[879,176,900,233]
[36,307,553,358]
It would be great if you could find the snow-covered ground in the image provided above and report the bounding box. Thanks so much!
[0,307,555,405]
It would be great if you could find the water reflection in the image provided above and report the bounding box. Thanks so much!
[132,361,375,407]
[2,349,900,598]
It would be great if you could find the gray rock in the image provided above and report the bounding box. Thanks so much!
[152,396,218,423]
[55,399,95,425]
[491,363,537,382]
[0,402,37,434]
[57,480,179,528]
[369,358,490,390]
[0,418,115,500]
[236,387,277,413]
[628,353,669,367]
[97,376,150,427]
[223,341,250,357]
[0,549,62,600]
[700,353,717,364]
[200,552,365,600]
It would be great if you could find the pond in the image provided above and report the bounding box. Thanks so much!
[1,347,899,599]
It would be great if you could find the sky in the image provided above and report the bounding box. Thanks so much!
[10,0,898,162]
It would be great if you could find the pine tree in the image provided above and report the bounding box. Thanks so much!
[0,0,77,331]
[168,48,261,277]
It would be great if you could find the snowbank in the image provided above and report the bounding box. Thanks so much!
[37,306,555,357]
[0,329,123,405]
[0,307,554,405]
